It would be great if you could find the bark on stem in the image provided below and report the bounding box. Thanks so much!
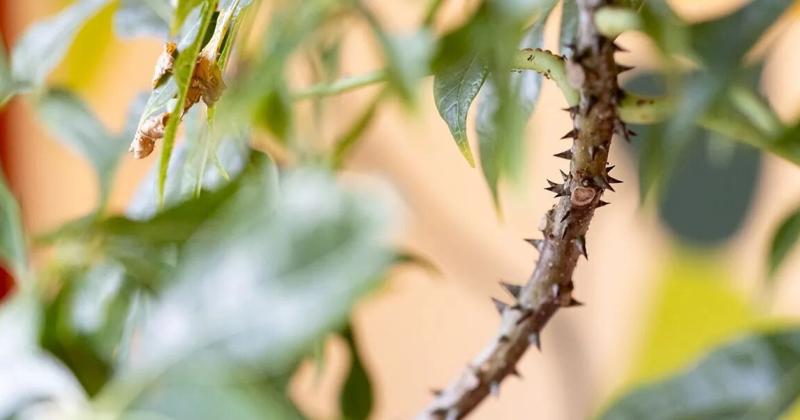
[417,1,622,418]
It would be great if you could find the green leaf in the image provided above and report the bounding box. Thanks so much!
[768,207,800,280]
[433,54,487,166]
[0,167,26,278]
[340,325,374,420]
[690,0,794,72]
[114,0,173,39]
[92,154,392,418]
[173,0,205,35]
[601,328,800,420]
[657,133,760,247]
[476,10,553,202]
[332,91,385,169]
[10,0,110,89]
[358,4,433,105]
[158,0,219,206]
[558,0,577,57]
[0,291,88,419]
[127,155,393,374]
[36,88,127,206]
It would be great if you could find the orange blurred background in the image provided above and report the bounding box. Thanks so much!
[2,1,800,419]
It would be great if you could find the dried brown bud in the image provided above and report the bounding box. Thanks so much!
[191,51,226,108]
[130,112,170,159]
[152,42,178,88]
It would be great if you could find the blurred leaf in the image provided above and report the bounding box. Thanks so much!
[259,82,293,141]
[340,325,374,420]
[0,168,26,278]
[10,0,110,89]
[358,4,433,105]
[36,88,127,206]
[174,0,206,35]
[114,0,173,39]
[91,154,392,418]
[0,291,88,419]
[332,91,384,169]
[124,154,392,374]
[158,0,218,205]
[657,134,760,246]
[558,0,577,57]
[768,206,800,280]
[0,36,12,106]
[690,0,793,72]
[433,54,487,166]
[477,8,554,202]
[41,272,115,396]
[125,364,305,420]
[601,328,800,420]
[219,1,331,142]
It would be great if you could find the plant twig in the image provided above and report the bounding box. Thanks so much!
[293,70,387,101]
[417,0,623,417]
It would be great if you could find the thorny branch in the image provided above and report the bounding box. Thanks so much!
[417,0,626,418]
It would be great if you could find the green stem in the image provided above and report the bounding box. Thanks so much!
[293,70,387,101]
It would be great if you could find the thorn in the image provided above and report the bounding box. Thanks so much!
[545,180,567,197]
[585,95,598,114]
[562,106,578,118]
[490,381,501,397]
[593,175,614,192]
[498,334,511,343]
[500,281,522,298]
[611,42,627,52]
[606,165,616,173]
[575,235,588,259]
[614,119,632,142]
[589,145,597,160]
[560,210,571,223]
[509,367,522,378]
[616,64,635,74]
[524,238,543,250]
[560,129,578,140]
[554,149,573,160]
[491,297,508,315]
[567,296,584,307]
[560,169,569,181]
[597,200,610,208]
[607,175,623,184]
[431,388,443,397]
[528,332,541,350]
[627,128,637,137]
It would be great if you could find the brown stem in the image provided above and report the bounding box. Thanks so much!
[417,1,624,418]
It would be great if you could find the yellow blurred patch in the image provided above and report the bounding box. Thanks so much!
[51,1,116,90]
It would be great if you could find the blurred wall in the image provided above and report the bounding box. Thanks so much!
[2,1,800,419]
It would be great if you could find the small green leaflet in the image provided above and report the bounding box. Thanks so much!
[768,206,800,280]
[433,55,487,166]
[114,0,173,39]
[11,0,110,89]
